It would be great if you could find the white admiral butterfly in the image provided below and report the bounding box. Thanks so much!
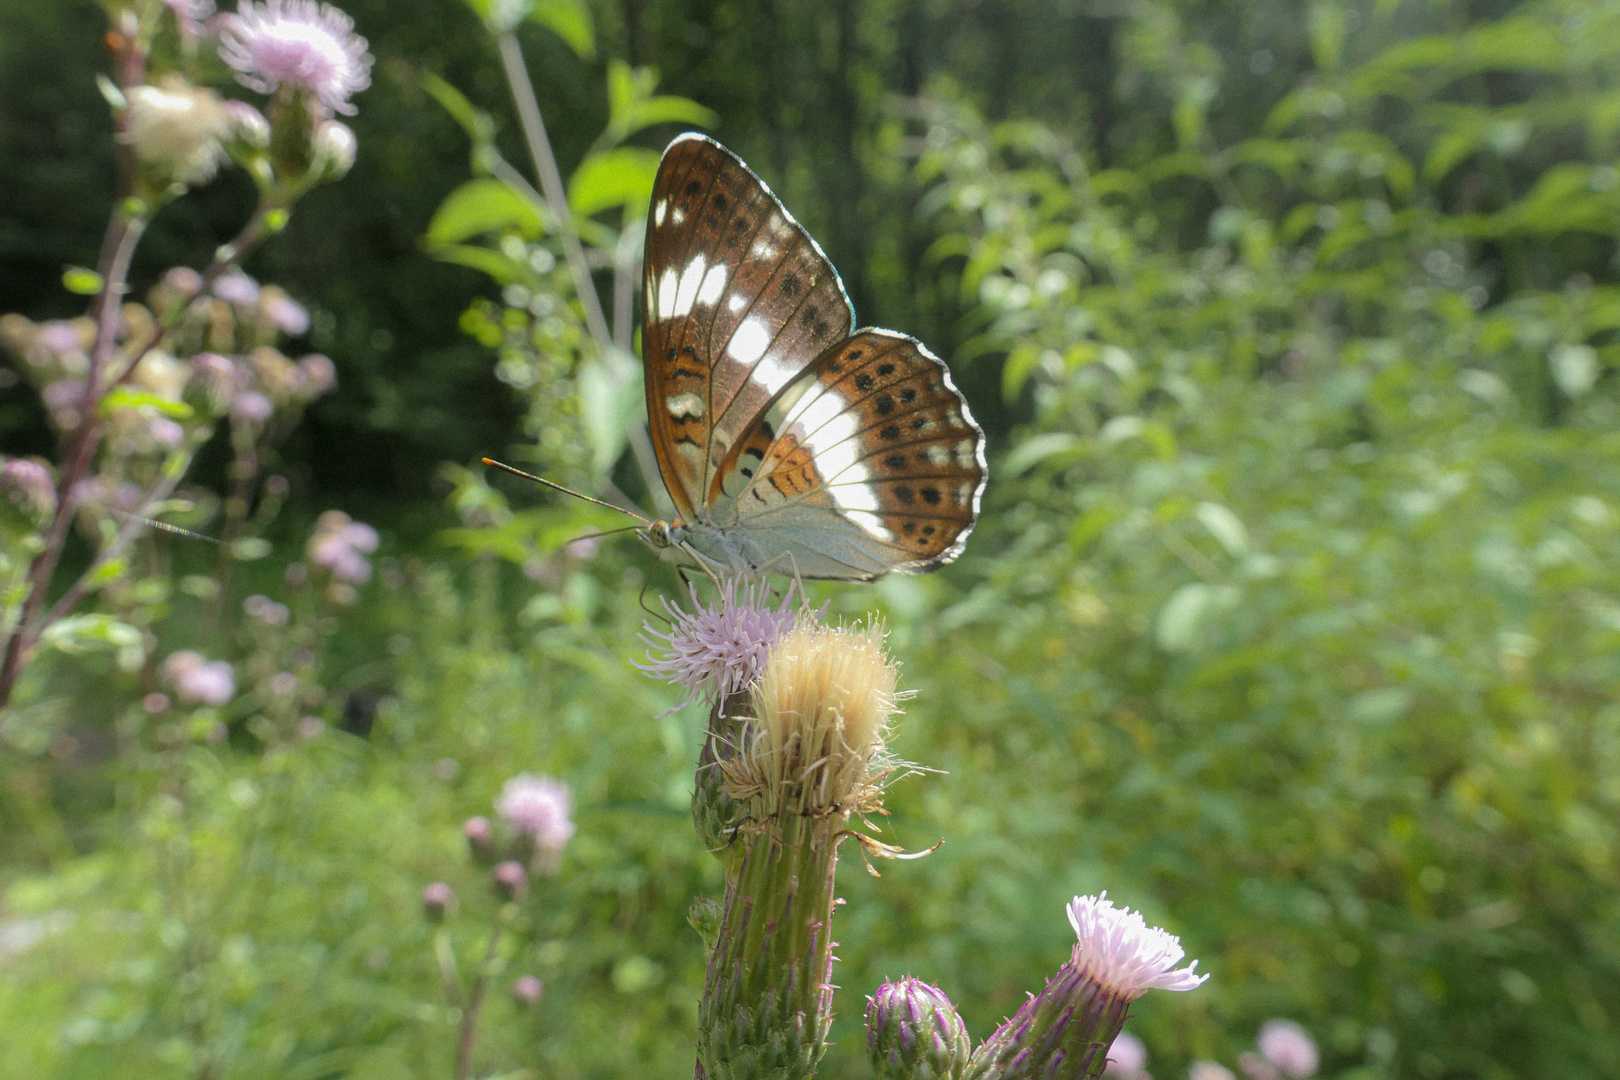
[639,135,986,581]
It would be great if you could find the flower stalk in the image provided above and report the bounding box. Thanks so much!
[697,623,900,1080]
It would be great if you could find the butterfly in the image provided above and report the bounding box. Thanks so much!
[637,134,986,582]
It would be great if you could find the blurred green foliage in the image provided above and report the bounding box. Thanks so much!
[5,0,1620,1079]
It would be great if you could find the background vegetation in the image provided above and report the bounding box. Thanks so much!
[2,0,1618,1078]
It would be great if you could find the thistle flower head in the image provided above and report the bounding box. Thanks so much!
[1,458,56,524]
[162,650,237,706]
[867,977,971,1080]
[495,772,575,856]
[1256,1020,1318,1078]
[308,509,379,582]
[218,0,373,115]
[636,577,804,709]
[511,974,544,1005]
[729,622,900,817]
[1066,892,1207,999]
[126,76,231,188]
[1190,1063,1237,1080]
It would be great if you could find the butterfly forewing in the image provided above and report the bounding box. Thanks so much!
[642,135,854,520]
[641,135,985,581]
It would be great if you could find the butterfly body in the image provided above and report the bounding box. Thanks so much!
[639,135,986,582]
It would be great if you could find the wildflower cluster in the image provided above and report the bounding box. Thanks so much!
[0,0,372,708]
[419,772,576,1074]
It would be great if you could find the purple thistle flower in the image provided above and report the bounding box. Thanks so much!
[1256,1020,1318,1079]
[1066,892,1207,998]
[213,269,262,305]
[867,977,971,1080]
[231,390,274,424]
[37,321,83,358]
[243,593,290,626]
[307,510,378,582]
[1,458,56,522]
[218,0,372,116]
[265,292,310,336]
[495,773,576,856]
[162,650,237,706]
[635,578,809,708]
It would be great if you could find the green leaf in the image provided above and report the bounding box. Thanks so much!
[1000,432,1081,477]
[529,0,594,59]
[568,148,660,218]
[421,72,497,146]
[577,358,642,476]
[427,178,546,245]
[99,387,194,419]
[62,266,103,295]
[601,60,715,146]
[431,244,536,286]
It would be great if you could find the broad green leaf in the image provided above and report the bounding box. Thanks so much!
[568,148,660,218]
[529,0,594,59]
[426,178,545,245]
[1000,432,1081,477]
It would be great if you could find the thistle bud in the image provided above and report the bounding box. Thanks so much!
[310,120,357,182]
[966,894,1206,1080]
[463,815,494,861]
[511,974,544,1006]
[421,881,455,921]
[492,859,528,901]
[867,978,972,1080]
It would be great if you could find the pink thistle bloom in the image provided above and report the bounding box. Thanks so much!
[213,269,261,305]
[149,416,186,448]
[163,650,237,706]
[231,390,274,423]
[1190,1064,1236,1080]
[218,0,373,116]
[297,353,336,394]
[1066,893,1207,999]
[1257,1020,1318,1078]
[242,593,290,626]
[1103,1031,1148,1075]
[636,578,809,708]
[307,509,378,582]
[1,458,56,520]
[38,321,83,357]
[495,773,575,854]
[265,293,310,336]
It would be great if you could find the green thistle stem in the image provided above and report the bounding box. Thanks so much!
[697,809,842,1080]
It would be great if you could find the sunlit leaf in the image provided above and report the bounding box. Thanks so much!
[426,178,546,245]
[568,148,660,218]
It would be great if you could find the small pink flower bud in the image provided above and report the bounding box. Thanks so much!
[143,692,171,715]
[491,860,528,901]
[511,974,544,1005]
[295,716,325,740]
[463,815,494,860]
[421,881,455,921]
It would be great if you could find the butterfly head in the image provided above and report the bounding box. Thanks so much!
[641,519,679,553]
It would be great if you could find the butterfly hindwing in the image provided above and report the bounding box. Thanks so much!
[642,134,854,522]
[707,330,986,578]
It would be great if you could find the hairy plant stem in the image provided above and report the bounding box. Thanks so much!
[455,902,515,1080]
[697,809,843,1080]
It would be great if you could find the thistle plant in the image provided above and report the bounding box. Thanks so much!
[0,0,368,709]
[641,583,1210,1080]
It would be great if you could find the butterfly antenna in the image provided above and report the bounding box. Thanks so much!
[564,525,645,545]
[481,458,650,524]
[110,509,225,546]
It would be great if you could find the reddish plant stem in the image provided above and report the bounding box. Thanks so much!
[454,905,511,1080]
[0,192,274,710]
